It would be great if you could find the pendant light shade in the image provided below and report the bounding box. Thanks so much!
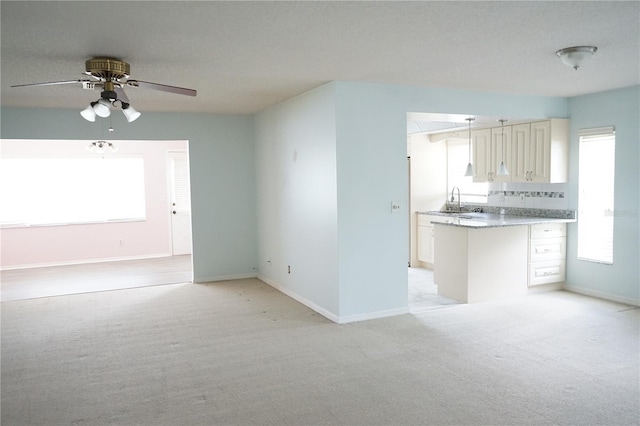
[465,162,475,177]
[496,119,509,176]
[464,117,475,177]
[497,161,509,176]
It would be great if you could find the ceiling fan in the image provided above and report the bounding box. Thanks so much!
[11,57,197,122]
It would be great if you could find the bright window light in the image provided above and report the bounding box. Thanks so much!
[0,157,146,227]
[577,127,615,264]
[447,139,488,204]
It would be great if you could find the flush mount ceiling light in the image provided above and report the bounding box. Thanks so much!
[11,57,197,124]
[556,46,598,70]
[87,140,117,154]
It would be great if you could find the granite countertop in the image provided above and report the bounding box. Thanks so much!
[418,209,576,229]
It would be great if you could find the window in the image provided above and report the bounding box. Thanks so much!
[0,157,146,227]
[577,127,615,264]
[447,139,488,204]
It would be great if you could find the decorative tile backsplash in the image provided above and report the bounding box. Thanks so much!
[486,183,569,210]
[488,190,565,198]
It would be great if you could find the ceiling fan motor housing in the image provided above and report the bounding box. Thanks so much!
[85,57,130,81]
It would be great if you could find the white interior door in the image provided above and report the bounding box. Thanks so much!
[169,151,192,255]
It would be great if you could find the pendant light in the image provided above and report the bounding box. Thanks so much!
[496,119,509,176]
[464,117,475,177]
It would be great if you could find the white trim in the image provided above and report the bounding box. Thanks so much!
[258,275,409,324]
[337,307,410,324]
[194,273,258,283]
[257,275,340,323]
[578,126,615,137]
[564,285,639,307]
[0,253,172,271]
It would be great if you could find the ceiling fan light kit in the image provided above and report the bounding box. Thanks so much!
[87,140,117,154]
[11,56,197,125]
[556,46,598,70]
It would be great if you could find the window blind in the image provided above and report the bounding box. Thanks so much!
[577,128,615,264]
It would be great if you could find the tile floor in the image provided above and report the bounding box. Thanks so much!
[408,266,460,313]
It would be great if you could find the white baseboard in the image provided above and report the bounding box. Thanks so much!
[337,307,410,324]
[1,253,173,271]
[564,285,639,307]
[257,275,409,324]
[257,275,341,323]
[194,273,258,283]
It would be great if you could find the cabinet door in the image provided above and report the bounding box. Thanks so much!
[529,121,552,182]
[417,225,434,264]
[491,126,512,183]
[472,128,493,182]
[529,259,566,286]
[511,123,530,182]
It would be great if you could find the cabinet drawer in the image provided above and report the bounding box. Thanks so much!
[529,237,566,261]
[417,215,438,227]
[529,260,566,286]
[530,223,566,239]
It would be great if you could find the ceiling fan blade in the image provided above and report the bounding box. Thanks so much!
[125,80,197,97]
[114,86,130,103]
[11,79,93,88]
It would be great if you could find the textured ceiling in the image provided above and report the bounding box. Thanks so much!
[1,1,639,115]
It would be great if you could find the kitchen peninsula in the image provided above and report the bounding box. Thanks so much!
[423,210,575,303]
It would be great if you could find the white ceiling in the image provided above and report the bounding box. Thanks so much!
[1,1,638,116]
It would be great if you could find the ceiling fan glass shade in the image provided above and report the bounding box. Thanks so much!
[556,46,598,70]
[497,161,509,176]
[121,103,141,122]
[93,99,111,117]
[80,105,96,122]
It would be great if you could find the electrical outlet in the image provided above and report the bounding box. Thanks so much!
[519,193,526,203]
[119,239,124,246]
[391,201,401,214]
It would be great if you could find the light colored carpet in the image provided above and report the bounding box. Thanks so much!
[1,278,638,425]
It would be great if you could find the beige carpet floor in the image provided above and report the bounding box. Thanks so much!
[1,278,639,425]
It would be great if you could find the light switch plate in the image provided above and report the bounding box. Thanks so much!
[391,201,401,214]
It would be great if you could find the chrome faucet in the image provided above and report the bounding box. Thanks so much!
[450,186,461,211]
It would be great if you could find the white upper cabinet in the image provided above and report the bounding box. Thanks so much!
[511,123,530,182]
[471,128,492,182]
[473,119,569,183]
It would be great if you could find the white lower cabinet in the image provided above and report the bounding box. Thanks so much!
[417,215,436,266]
[528,223,566,286]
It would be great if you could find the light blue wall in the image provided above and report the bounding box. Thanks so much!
[9,84,635,321]
[0,107,257,282]
[254,84,340,317]
[334,82,568,319]
[565,86,640,304]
